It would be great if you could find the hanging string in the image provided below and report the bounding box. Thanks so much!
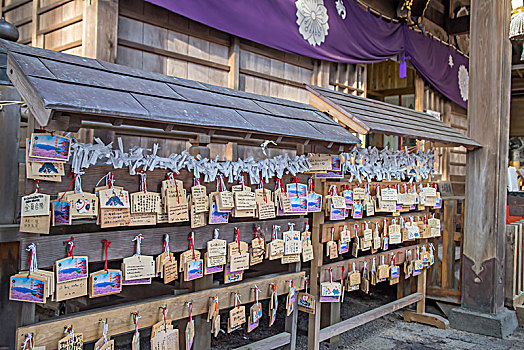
[189,232,196,259]
[139,171,147,193]
[74,173,84,194]
[187,302,193,323]
[26,243,37,278]
[234,293,241,309]
[331,227,335,242]
[259,174,267,203]
[291,176,299,194]
[102,239,111,271]
[34,179,39,194]
[213,295,219,317]
[95,319,108,344]
[133,234,144,256]
[132,312,141,337]
[95,172,114,189]
[275,177,285,193]
[166,172,180,204]
[161,306,168,332]
[22,333,34,350]
[329,267,333,283]
[328,184,337,196]
[193,177,200,187]
[272,225,280,240]
[58,174,79,201]
[64,326,75,350]
[254,226,262,244]
[308,178,314,193]
[163,234,172,261]
[235,227,241,253]
[305,276,309,294]
[239,174,245,192]
[254,285,260,304]
[213,228,220,240]
[63,236,75,257]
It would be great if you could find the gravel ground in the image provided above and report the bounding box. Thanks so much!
[87,284,524,349]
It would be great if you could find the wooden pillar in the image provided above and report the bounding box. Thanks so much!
[82,0,119,62]
[450,0,518,338]
[228,37,240,89]
[414,74,424,112]
[462,0,510,314]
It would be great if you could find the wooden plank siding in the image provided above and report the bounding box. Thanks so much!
[3,0,365,105]
[2,0,83,53]
[423,86,468,196]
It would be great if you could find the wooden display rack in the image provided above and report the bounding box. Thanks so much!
[1,39,364,350]
[307,178,449,350]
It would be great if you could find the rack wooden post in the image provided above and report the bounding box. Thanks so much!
[307,178,324,350]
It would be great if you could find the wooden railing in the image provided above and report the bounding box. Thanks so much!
[427,197,464,304]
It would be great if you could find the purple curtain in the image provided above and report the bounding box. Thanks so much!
[146,0,469,109]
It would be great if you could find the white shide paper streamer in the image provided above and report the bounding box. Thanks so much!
[70,138,434,184]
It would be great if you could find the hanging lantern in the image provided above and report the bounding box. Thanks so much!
[396,0,431,26]
[510,0,524,59]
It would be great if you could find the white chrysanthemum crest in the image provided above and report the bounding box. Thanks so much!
[295,0,330,46]
[458,65,469,102]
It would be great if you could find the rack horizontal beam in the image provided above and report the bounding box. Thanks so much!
[318,292,422,342]
[20,217,307,269]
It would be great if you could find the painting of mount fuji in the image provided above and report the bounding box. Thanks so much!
[29,133,71,161]
[51,200,71,225]
[10,275,46,303]
[90,270,122,297]
[56,256,88,283]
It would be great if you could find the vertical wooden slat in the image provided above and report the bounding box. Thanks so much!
[82,0,118,62]
[316,61,330,88]
[417,265,427,314]
[284,261,300,350]
[228,37,239,89]
[442,199,457,289]
[414,74,424,112]
[31,0,43,47]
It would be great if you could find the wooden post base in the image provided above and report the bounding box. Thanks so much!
[403,310,450,329]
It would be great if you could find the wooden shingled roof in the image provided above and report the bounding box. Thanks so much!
[0,39,360,147]
[306,85,480,149]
